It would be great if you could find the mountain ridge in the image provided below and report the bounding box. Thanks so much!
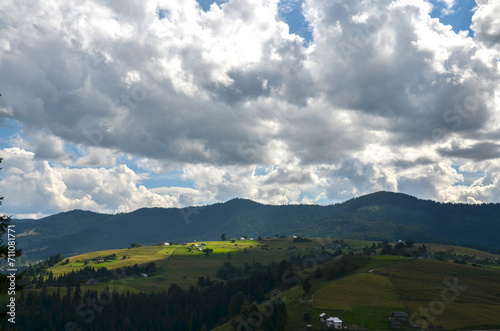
[12,191,500,261]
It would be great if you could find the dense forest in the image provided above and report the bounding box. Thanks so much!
[13,275,287,330]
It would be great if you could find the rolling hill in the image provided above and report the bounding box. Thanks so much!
[12,191,500,262]
[29,239,500,331]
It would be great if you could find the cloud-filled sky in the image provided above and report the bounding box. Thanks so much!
[0,0,499,218]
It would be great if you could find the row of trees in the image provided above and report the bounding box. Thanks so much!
[23,262,157,289]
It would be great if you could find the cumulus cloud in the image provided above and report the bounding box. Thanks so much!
[472,0,500,50]
[305,0,498,144]
[324,159,398,201]
[0,0,500,217]
[0,147,179,216]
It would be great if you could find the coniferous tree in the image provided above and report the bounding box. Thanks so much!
[302,278,311,294]
[73,283,82,306]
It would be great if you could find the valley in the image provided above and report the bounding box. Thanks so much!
[14,237,500,330]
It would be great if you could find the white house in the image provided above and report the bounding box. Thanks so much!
[319,313,329,325]
[87,279,99,286]
[326,317,342,329]
[164,242,170,246]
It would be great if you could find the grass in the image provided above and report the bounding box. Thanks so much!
[363,255,413,271]
[313,273,405,311]
[50,246,175,277]
[278,255,413,331]
[426,243,500,259]
[285,254,500,330]
[47,239,322,291]
[375,259,500,330]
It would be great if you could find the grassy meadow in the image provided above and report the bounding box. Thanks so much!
[47,238,322,293]
[375,259,500,330]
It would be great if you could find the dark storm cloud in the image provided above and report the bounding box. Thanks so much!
[438,142,500,161]
[392,157,435,169]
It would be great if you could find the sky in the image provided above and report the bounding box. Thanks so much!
[0,0,499,219]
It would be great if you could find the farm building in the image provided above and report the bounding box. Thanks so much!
[87,279,99,286]
[392,311,408,320]
[319,313,329,325]
[319,313,342,329]
[326,317,342,329]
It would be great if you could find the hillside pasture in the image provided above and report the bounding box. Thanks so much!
[48,238,324,290]
[375,259,500,330]
[426,243,500,259]
[49,246,176,277]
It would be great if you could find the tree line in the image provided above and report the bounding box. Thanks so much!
[22,261,157,289]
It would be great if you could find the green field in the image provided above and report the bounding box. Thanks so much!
[375,259,500,330]
[50,245,177,276]
[425,243,500,259]
[313,273,405,310]
[47,238,323,292]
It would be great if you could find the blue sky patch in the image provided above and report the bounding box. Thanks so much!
[140,171,195,189]
[429,0,476,36]
[157,8,170,20]
[278,0,313,43]
[253,166,269,177]
[196,0,228,12]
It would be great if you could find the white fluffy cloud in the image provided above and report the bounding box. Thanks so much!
[1,0,500,217]
[0,147,179,217]
[472,0,500,50]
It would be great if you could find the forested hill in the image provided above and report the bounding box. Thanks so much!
[13,191,500,261]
